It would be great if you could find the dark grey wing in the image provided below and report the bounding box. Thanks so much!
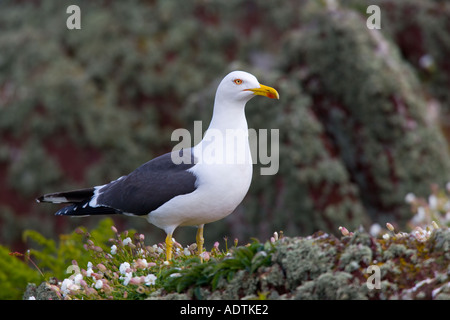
[96,149,197,215]
[37,149,197,217]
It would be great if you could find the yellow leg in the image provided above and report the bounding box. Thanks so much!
[196,224,205,262]
[165,233,173,262]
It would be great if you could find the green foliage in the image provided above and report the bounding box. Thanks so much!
[0,245,41,300]
[23,218,116,280]
[162,240,274,296]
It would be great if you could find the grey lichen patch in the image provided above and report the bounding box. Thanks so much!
[339,244,373,273]
[429,228,450,260]
[23,282,60,300]
[379,260,401,278]
[221,269,260,300]
[273,236,337,290]
[258,263,286,293]
[292,271,368,300]
[383,243,414,260]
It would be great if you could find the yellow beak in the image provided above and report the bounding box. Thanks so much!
[245,84,279,100]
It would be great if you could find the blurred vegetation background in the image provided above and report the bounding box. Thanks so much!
[1,0,450,252]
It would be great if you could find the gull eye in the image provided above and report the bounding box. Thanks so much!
[233,79,243,85]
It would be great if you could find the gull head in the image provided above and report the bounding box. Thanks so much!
[215,71,279,104]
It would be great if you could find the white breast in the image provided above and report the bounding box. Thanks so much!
[147,131,253,233]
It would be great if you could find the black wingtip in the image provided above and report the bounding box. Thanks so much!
[54,202,120,216]
[55,204,77,216]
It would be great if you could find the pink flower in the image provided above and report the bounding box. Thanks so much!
[135,259,148,269]
[200,251,210,261]
[339,226,349,236]
[97,263,107,272]
[130,277,142,285]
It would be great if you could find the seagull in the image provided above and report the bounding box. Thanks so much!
[36,70,279,261]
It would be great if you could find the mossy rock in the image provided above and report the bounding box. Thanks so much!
[24,227,449,300]
[154,228,449,300]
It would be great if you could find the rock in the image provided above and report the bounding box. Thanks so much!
[23,282,60,300]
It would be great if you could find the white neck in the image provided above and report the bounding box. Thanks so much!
[207,100,248,133]
[195,99,252,165]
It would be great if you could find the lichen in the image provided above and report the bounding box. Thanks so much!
[339,244,373,273]
[157,226,449,300]
[273,235,337,290]
[292,271,368,300]
[23,281,59,300]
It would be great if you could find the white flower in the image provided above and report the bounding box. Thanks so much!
[369,223,381,237]
[61,279,71,294]
[144,274,157,286]
[87,262,93,269]
[94,280,103,289]
[110,245,117,255]
[428,195,438,210]
[153,244,164,254]
[119,262,131,275]
[86,266,94,277]
[405,193,416,204]
[183,248,191,256]
[121,272,132,286]
[61,278,80,295]
[412,226,432,242]
[382,233,390,240]
[28,296,36,300]
[123,237,132,246]
[419,54,434,70]
[412,206,426,224]
[73,273,83,285]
